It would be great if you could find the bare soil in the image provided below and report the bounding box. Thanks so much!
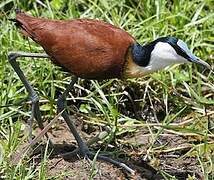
[25,114,207,180]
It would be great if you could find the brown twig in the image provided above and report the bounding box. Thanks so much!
[10,111,63,164]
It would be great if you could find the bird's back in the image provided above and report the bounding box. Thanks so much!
[15,11,135,79]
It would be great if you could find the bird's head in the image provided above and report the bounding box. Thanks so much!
[125,37,211,78]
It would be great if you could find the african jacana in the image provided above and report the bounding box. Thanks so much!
[9,9,211,174]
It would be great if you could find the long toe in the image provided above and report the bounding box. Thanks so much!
[60,146,90,160]
[86,151,136,175]
[59,148,80,159]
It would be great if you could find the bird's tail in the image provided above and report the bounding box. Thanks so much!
[9,9,37,39]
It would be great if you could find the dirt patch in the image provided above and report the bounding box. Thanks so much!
[27,114,209,180]
[31,117,160,179]
[46,158,125,179]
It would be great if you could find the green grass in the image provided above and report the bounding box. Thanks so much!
[0,0,214,179]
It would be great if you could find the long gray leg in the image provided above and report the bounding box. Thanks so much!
[57,78,136,174]
[57,77,90,156]
[8,51,51,142]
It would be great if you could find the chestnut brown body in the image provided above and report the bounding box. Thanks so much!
[15,12,136,79]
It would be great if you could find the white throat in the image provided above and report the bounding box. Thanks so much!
[144,42,187,72]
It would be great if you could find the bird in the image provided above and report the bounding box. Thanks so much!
[9,9,211,174]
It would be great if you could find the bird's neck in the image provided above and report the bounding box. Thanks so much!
[122,44,153,79]
[131,43,154,67]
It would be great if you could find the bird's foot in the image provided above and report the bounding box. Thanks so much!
[88,151,136,175]
[59,148,136,175]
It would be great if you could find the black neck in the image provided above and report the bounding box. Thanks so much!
[131,43,155,67]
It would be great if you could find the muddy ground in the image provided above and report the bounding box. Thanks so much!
[19,114,209,180]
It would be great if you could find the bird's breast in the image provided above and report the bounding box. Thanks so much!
[122,48,148,79]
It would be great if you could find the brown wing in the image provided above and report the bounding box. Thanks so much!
[15,12,136,79]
